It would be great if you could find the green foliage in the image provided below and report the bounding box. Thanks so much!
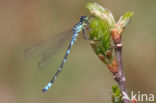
[86,3,114,64]
[89,17,111,53]
[122,12,133,20]
[112,85,122,103]
[89,17,112,64]
[86,3,133,65]
[86,2,115,28]
[117,12,134,30]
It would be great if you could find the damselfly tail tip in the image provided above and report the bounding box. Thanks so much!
[42,82,53,93]
[42,88,47,93]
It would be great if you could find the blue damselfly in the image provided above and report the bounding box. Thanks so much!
[25,16,90,93]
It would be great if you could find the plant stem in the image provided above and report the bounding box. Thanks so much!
[114,43,130,103]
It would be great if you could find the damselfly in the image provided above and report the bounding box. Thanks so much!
[25,16,90,93]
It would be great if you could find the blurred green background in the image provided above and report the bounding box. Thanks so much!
[0,0,156,103]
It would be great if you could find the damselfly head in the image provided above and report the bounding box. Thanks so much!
[80,16,88,22]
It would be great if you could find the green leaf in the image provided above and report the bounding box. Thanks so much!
[86,2,115,28]
[122,12,133,20]
[117,12,134,29]
[112,85,122,103]
[89,17,112,64]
